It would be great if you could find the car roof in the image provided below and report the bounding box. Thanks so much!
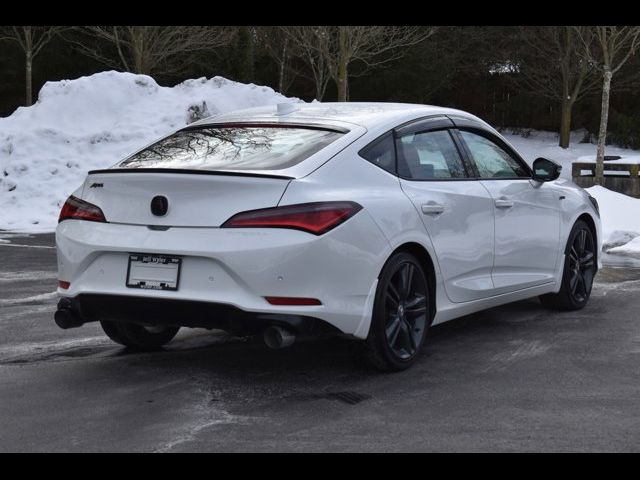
[192,102,488,131]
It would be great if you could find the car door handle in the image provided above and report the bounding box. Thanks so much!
[494,197,514,209]
[421,203,446,215]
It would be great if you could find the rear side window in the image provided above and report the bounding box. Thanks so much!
[359,133,396,174]
[397,130,467,180]
[117,126,344,171]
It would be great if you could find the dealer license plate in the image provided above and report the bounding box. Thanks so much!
[126,254,181,291]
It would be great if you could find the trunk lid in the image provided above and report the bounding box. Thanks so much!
[81,171,291,227]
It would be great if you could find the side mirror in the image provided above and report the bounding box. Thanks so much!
[532,157,562,182]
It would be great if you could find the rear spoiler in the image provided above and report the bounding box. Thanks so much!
[86,168,294,181]
[180,121,350,134]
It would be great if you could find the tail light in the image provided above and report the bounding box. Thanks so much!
[221,201,362,235]
[58,195,106,223]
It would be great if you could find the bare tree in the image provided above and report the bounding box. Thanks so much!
[255,27,303,95]
[280,26,331,100]
[512,26,599,148]
[0,26,66,106]
[72,26,236,76]
[577,26,640,184]
[289,26,437,101]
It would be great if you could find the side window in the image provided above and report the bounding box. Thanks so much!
[359,133,395,174]
[459,130,529,178]
[397,129,466,180]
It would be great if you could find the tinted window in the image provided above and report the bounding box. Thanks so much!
[459,130,529,178]
[117,126,344,171]
[359,133,395,174]
[397,130,466,180]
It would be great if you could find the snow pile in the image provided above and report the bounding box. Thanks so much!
[0,71,299,231]
[586,185,640,256]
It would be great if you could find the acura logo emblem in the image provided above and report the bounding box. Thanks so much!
[151,196,169,216]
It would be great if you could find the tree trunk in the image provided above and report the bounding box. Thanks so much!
[278,42,287,94]
[336,27,348,102]
[236,26,254,83]
[314,75,323,102]
[559,98,572,149]
[132,41,145,74]
[337,61,348,102]
[130,27,146,74]
[313,57,326,101]
[595,68,613,185]
[25,51,33,107]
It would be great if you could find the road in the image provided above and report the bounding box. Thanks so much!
[1,233,640,452]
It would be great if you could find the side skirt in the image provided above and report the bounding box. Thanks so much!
[432,282,558,326]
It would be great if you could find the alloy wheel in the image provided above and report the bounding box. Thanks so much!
[568,227,595,303]
[384,261,428,359]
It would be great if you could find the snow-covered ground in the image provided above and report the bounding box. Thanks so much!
[0,71,298,232]
[1,74,639,257]
[502,129,638,175]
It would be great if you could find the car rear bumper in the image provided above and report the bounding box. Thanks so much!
[55,294,339,335]
[55,214,389,338]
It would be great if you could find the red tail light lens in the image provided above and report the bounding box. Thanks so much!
[221,201,362,235]
[58,196,106,223]
[58,280,70,289]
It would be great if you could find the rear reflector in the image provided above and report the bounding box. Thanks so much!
[59,195,106,223]
[264,296,322,306]
[221,201,362,235]
[58,280,70,289]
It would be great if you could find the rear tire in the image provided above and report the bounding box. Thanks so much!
[100,321,180,351]
[358,252,431,372]
[539,219,596,311]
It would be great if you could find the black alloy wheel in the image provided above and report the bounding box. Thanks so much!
[359,252,431,371]
[540,220,597,311]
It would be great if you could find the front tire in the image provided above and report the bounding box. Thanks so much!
[359,252,430,372]
[539,219,596,311]
[100,321,180,351]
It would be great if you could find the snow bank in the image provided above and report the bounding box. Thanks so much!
[607,236,640,256]
[0,71,299,231]
[586,185,640,255]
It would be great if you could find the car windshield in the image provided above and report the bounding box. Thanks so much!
[117,125,345,171]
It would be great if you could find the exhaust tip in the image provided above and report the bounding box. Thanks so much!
[264,326,296,349]
[54,308,84,329]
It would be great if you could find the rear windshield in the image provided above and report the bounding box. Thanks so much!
[117,125,344,171]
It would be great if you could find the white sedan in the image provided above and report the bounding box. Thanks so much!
[55,103,601,371]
